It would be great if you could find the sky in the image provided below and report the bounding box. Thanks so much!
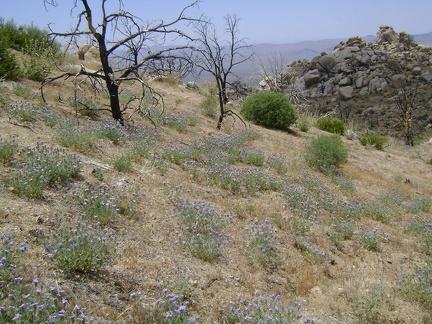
[2,0,432,44]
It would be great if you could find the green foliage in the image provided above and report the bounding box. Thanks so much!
[9,103,35,122]
[76,183,121,225]
[0,18,52,51]
[0,278,86,322]
[267,155,288,175]
[241,91,297,130]
[8,143,82,198]
[304,134,349,174]
[199,93,218,118]
[296,111,317,132]
[0,136,18,165]
[0,39,21,80]
[360,226,389,252]
[175,200,226,262]
[12,83,33,99]
[22,39,58,81]
[351,282,385,323]
[56,120,97,153]
[315,117,346,135]
[113,154,133,172]
[398,259,432,308]
[245,220,279,269]
[46,219,113,274]
[360,133,387,150]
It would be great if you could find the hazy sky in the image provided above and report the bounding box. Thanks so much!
[2,0,432,43]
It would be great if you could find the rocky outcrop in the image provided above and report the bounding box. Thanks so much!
[78,45,100,62]
[276,26,432,99]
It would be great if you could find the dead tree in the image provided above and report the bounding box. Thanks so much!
[42,0,202,125]
[193,14,253,129]
[256,53,290,93]
[393,87,422,146]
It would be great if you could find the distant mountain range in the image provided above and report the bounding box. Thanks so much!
[231,32,432,83]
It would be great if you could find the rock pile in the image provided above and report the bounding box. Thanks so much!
[274,26,432,100]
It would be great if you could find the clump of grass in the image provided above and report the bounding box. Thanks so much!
[362,190,406,223]
[296,111,317,132]
[12,84,33,99]
[240,148,265,166]
[129,289,190,323]
[294,237,329,264]
[75,182,121,225]
[315,117,346,135]
[96,120,124,144]
[45,218,114,274]
[0,233,87,321]
[175,200,226,262]
[327,217,355,247]
[223,294,312,323]
[360,133,387,150]
[332,173,356,194]
[0,277,86,322]
[407,196,432,214]
[113,154,133,172]
[9,102,36,122]
[398,259,432,308]
[351,282,385,323]
[165,113,188,132]
[8,143,82,198]
[0,233,26,281]
[406,216,432,255]
[71,96,101,119]
[304,134,349,175]
[199,94,218,118]
[55,120,97,153]
[359,226,389,252]
[0,135,18,165]
[245,219,279,269]
[267,155,288,175]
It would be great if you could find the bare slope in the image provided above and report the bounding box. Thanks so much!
[1,77,432,323]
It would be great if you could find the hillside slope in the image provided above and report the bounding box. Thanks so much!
[1,76,432,323]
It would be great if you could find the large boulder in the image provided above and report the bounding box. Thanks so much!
[78,44,92,60]
[376,25,398,44]
[304,69,321,87]
[339,86,354,99]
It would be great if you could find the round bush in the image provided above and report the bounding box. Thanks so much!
[315,117,346,135]
[241,91,297,130]
[305,134,349,174]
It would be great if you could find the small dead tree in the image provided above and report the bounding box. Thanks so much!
[42,0,202,125]
[393,87,422,146]
[193,14,253,129]
[256,53,290,93]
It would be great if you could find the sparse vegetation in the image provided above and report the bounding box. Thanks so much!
[1,20,432,321]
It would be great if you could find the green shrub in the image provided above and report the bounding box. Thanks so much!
[360,133,387,150]
[8,143,82,198]
[0,39,21,80]
[199,94,218,118]
[305,134,349,174]
[315,117,346,135]
[46,219,113,274]
[22,39,58,81]
[241,91,297,130]
[0,136,18,165]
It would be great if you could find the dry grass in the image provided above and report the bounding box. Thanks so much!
[1,74,432,323]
